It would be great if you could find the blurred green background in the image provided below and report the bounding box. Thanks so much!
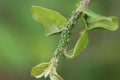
[0,0,120,80]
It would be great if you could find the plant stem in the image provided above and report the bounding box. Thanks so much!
[54,0,91,57]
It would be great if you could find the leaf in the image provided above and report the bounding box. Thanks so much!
[31,62,49,78]
[64,49,73,58]
[64,30,89,58]
[49,66,63,80]
[32,6,67,36]
[80,7,119,31]
[73,30,89,56]
[50,73,63,80]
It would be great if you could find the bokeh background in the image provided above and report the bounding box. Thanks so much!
[0,0,120,80]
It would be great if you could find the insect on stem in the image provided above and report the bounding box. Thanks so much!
[54,0,91,58]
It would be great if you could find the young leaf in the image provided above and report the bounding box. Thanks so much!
[80,7,119,31]
[32,6,67,36]
[31,62,49,78]
[64,49,74,58]
[64,30,89,58]
[73,30,89,57]
[50,73,63,80]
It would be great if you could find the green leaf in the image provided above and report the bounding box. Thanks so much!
[64,30,89,58]
[64,49,74,58]
[73,30,89,57]
[31,62,49,78]
[50,73,63,80]
[32,6,67,36]
[80,7,119,31]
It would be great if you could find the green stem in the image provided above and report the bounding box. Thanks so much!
[54,0,91,58]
